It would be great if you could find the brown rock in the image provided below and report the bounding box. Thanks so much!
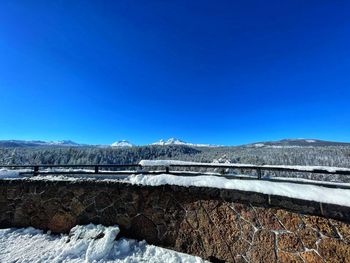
[211,204,241,247]
[277,251,303,263]
[70,198,85,216]
[254,207,284,231]
[278,232,304,252]
[330,219,350,244]
[116,214,131,230]
[297,226,319,249]
[247,230,276,262]
[99,206,117,226]
[7,188,21,200]
[240,220,256,243]
[234,255,249,263]
[95,191,112,211]
[61,192,75,208]
[302,216,338,238]
[231,239,250,255]
[233,203,260,228]
[48,212,76,233]
[175,226,207,260]
[200,200,220,213]
[186,209,199,229]
[299,251,323,263]
[176,205,235,262]
[130,214,158,243]
[275,210,303,232]
[318,237,350,263]
[13,207,31,226]
[43,199,62,218]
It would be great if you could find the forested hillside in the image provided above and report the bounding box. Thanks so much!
[1,145,349,167]
[1,145,350,182]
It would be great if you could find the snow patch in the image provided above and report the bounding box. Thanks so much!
[0,169,20,179]
[125,173,350,207]
[0,224,206,263]
[138,160,350,173]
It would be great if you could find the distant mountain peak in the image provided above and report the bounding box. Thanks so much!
[111,140,134,147]
[243,138,350,148]
[152,138,186,146]
[0,139,82,147]
[151,138,217,147]
[48,140,80,146]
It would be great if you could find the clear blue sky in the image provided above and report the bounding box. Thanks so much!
[0,1,349,145]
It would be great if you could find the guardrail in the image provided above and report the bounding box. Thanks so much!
[0,164,142,176]
[1,162,350,189]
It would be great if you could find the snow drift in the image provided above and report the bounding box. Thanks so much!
[0,224,205,263]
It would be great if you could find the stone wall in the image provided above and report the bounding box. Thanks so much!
[0,179,350,262]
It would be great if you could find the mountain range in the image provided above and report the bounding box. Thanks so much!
[243,139,350,148]
[0,140,82,148]
[0,138,349,148]
[151,138,217,147]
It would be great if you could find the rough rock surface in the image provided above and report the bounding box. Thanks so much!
[0,179,350,262]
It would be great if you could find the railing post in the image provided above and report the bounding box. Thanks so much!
[94,165,99,174]
[257,168,262,179]
[165,166,170,173]
[138,164,143,173]
[33,166,39,176]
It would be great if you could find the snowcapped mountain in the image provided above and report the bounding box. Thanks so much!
[151,138,217,147]
[243,139,350,148]
[0,140,83,147]
[152,138,187,146]
[46,140,81,146]
[111,140,134,147]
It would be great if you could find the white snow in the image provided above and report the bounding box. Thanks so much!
[152,138,185,146]
[139,160,197,166]
[0,224,206,263]
[151,138,217,147]
[306,140,316,143]
[138,160,350,173]
[124,173,350,207]
[0,169,20,179]
[111,140,134,147]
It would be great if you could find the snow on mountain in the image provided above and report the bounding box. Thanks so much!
[243,139,350,148]
[151,138,217,147]
[152,138,186,146]
[111,140,134,147]
[46,140,81,146]
[0,140,82,147]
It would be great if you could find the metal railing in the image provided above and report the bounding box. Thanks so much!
[1,162,350,189]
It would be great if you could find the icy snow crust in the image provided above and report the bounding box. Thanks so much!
[0,224,205,263]
[0,169,21,179]
[139,160,350,173]
[125,174,350,207]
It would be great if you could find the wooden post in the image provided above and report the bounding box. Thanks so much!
[165,166,170,173]
[33,166,39,176]
[94,165,99,174]
[257,168,262,179]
